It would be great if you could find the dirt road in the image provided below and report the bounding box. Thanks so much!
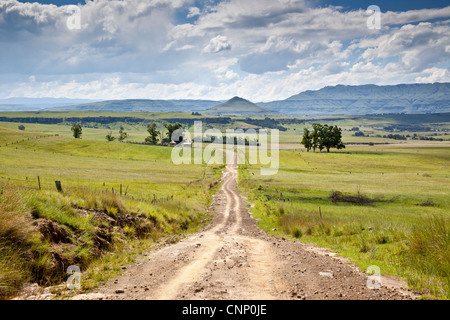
[72,154,417,300]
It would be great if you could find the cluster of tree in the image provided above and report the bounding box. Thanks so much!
[159,117,232,126]
[351,127,367,137]
[243,117,287,131]
[145,122,184,145]
[70,122,185,145]
[412,133,444,141]
[105,129,129,142]
[383,133,407,140]
[301,123,345,152]
[383,125,433,132]
[0,117,63,124]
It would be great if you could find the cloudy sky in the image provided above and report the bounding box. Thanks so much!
[0,0,449,101]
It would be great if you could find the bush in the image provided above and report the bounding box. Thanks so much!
[0,187,35,297]
[292,227,302,238]
[329,190,374,205]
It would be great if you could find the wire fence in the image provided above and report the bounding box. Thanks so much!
[0,174,186,205]
[0,134,56,147]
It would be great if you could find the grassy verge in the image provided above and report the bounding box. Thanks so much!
[239,146,450,299]
[0,125,223,298]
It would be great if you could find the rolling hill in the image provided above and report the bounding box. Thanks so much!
[203,96,281,116]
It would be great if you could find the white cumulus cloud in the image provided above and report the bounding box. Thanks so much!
[203,35,232,53]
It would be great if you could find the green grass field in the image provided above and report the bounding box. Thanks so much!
[239,146,450,299]
[0,125,223,298]
[1,111,449,300]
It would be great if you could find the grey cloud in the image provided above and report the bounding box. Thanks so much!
[0,0,448,101]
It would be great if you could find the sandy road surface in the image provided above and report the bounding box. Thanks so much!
[72,154,417,300]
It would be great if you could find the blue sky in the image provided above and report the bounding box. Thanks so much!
[319,1,450,11]
[18,1,450,11]
[1,0,449,101]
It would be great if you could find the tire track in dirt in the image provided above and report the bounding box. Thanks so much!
[146,152,288,300]
[71,152,418,300]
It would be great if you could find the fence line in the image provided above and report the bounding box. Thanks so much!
[0,175,179,204]
[1,134,56,147]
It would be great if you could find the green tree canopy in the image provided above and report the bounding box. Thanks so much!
[118,129,128,142]
[145,123,160,145]
[164,123,184,143]
[301,123,345,153]
[301,128,313,152]
[71,124,82,139]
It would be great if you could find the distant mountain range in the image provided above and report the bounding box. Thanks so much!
[44,99,220,113]
[0,98,95,112]
[260,83,450,116]
[1,83,448,116]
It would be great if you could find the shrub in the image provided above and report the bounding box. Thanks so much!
[329,190,374,205]
[292,227,303,238]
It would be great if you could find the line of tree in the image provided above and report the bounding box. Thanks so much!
[301,123,345,152]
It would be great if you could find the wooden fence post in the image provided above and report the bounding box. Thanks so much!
[37,176,41,190]
[55,180,63,192]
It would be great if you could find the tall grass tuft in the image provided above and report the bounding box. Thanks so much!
[402,215,449,299]
[0,186,34,297]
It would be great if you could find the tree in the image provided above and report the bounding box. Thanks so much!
[105,131,115,141]
[306,123,345,153]
[71,124,82,139]
[164,123,184,143]
[18,125,25,131]
[118,129,128,142]
[311,123,322,152]
[331,125,345,151]
[301,129,312,152]
[323,125,345,152]
[320,124,335,153]
[145,123,160,145]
